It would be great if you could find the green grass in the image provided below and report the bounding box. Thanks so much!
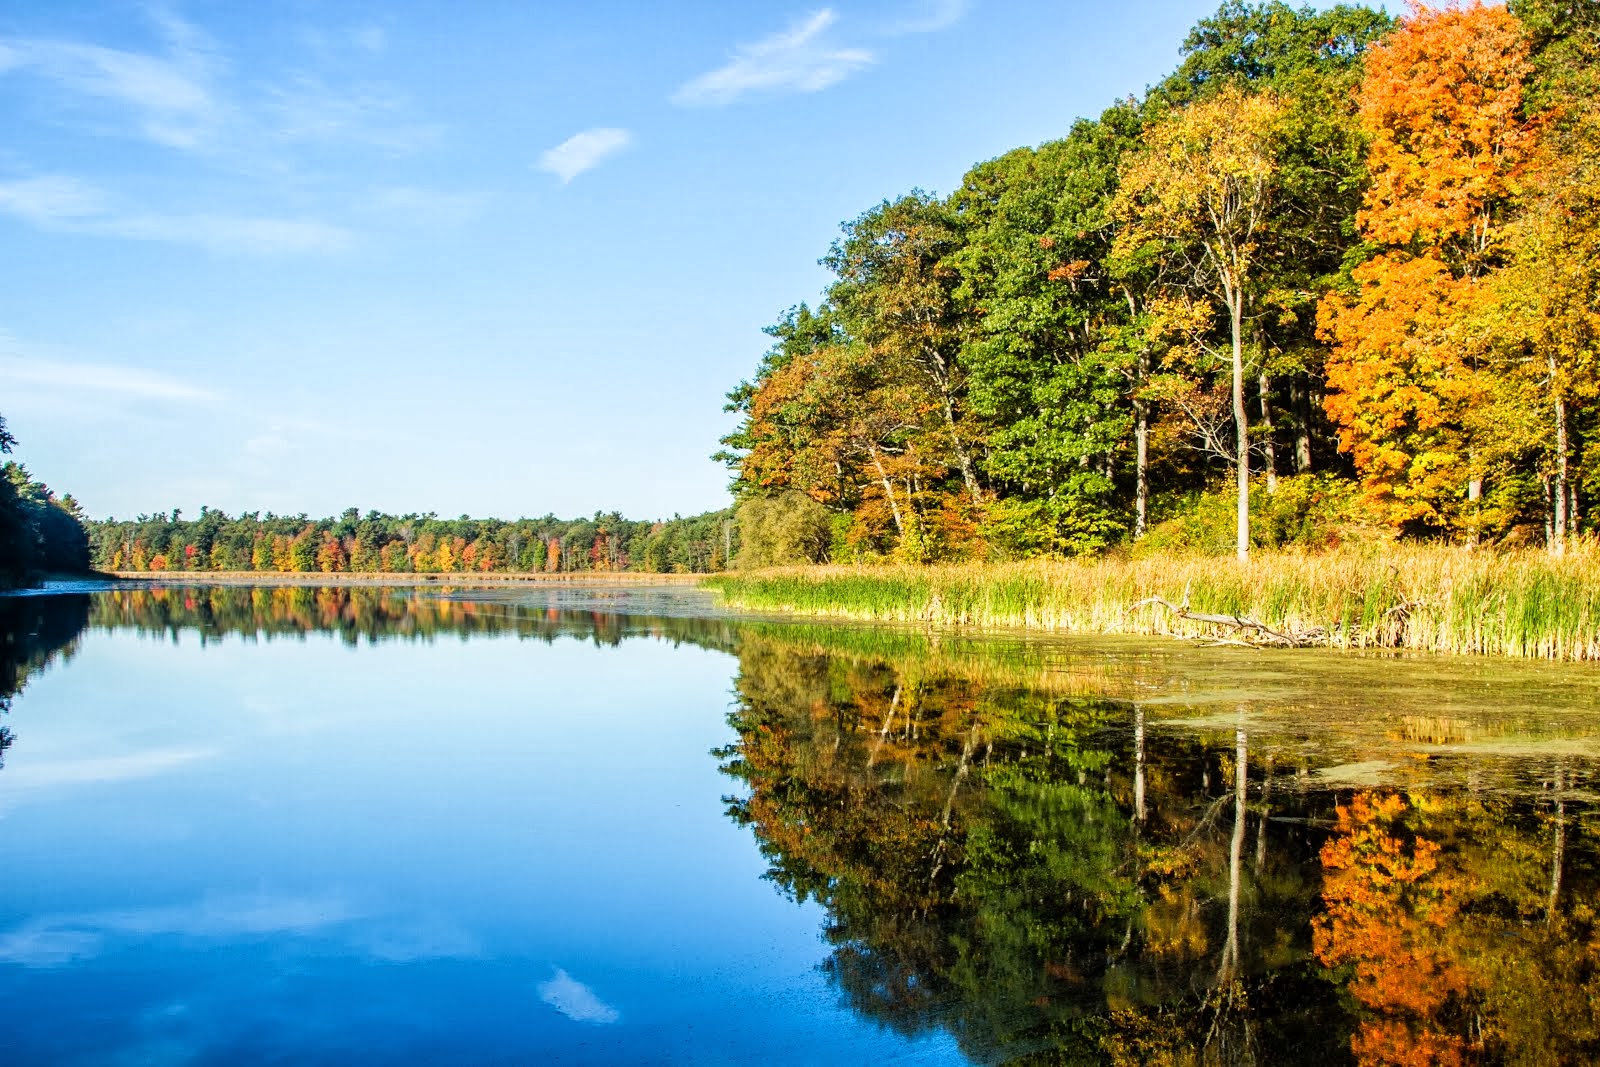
[704,543,1600,662]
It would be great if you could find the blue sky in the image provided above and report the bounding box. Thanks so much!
[0,0,1232,521]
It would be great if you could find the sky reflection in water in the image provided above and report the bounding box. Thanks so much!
[0,585,1597,1064]
[0,587,962,1065]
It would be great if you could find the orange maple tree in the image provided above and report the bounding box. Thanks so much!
[1320,1,1533,532]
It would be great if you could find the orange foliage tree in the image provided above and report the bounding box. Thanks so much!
[1320,1,1533,533]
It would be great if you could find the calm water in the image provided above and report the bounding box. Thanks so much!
[2,584,1598,1065]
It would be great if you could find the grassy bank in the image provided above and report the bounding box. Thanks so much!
[706,544,1600,662]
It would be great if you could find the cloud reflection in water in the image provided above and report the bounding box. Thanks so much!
[538,968,621,1024]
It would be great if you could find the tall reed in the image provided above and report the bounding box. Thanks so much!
[704,543,1600,661]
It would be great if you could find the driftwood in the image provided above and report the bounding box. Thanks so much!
[1131,585,1327,648]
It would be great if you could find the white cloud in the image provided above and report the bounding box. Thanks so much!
[0,746,218,792]
[0,9,430,166]
[100,212,353,253]
[886,0,969,35]
[0,175,352,254]
[538,968,620,1024]
[537,128,633,184]
[355,916,481,963]
[0,8,223,149]
[0,334,219,404]
[673,9,874,106]
[366,186,486,225]
[0,894,358,968]
[263,75,439,152]
[0,175,106,222]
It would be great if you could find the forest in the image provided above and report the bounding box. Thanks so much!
[718,0,1600,564]
[87,506,737,575]
[0,415,91,587]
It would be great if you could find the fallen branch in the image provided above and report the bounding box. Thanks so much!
[1132,594,1321,649]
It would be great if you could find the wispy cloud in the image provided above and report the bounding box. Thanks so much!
[885,0,969,35]
[0,174,351,254]
[0,7,432,167]
[366,186,487,226]
[0,894,485,972]
[262,75,439,153]
[0,175,106,222]
[0,7,223,149]
[673,9,874,107]
[538,968,621,1024]
[0,349,217,404]
[0,894,357,968]
[355,916,481,963]
[537,128,633,183]
[0,746,217,793]
[100,212,352,253]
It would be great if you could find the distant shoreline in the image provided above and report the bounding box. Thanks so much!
[103,571,706,587]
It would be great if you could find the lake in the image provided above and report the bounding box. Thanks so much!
[1,583,1597,1065]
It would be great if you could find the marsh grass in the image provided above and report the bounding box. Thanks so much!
[706,542,1600,662]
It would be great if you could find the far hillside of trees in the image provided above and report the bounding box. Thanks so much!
[718,0,1600,563]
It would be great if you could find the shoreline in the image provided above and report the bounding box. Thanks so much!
[99,570,707,587]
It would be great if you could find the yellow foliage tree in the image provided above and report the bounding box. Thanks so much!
[1116,84,1284,560]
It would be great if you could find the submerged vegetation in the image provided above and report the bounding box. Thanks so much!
[709,542,1600,661]
[719,1,1600,564]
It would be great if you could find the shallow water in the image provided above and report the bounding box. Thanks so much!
[1,584,1596,1064]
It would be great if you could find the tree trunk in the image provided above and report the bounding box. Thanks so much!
[926,346,982,507]
[1231,293,1250,561]
[1552,356,1569,557]
[1549,764,1566,923]
[1133,704,1147,823]
[867,685,901,768]
[867,444,904,535]
[1255,754,1273,873]
[928,721,981,886]
[1467,476,1483,548]
[1134,349,1151,539]
[1291,375,1313,473]
[1258,371,1277,493]
[1221,716,1247,983]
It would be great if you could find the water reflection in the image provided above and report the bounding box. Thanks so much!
[716,626,1600,1065]
[0,593,89,766]
[88,583,737,649]
[1,585,1596,1063]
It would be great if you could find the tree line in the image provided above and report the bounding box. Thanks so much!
[89,506,738,575]
[719,0,1599,562]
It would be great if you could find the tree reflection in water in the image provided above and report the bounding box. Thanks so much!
[5,586,1597,1063]
[716,628,1600,1065]
[0,592,90,766]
